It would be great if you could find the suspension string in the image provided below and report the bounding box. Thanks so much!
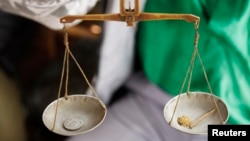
[180,49,196,94]
[186,49,197,94]
[186,29,199,93]
[196,51,212,94]
[64,26,70,99]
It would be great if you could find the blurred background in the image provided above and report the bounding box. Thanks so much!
[0,1,106,141]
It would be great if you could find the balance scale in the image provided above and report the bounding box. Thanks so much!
[42,0,228,136]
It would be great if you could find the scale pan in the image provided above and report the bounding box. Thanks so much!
[42,94,107,136]
[163,92,228,134]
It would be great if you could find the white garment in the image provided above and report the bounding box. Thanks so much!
[0,0,97,30]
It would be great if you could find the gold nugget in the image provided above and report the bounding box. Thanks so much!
[177,116,191,128]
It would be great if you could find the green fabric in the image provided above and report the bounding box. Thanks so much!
[137,0,250,124]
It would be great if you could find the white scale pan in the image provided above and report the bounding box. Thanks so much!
[164,92,229,134]
[42,94,107,136]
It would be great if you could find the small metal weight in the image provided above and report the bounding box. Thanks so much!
[42,94,107,136]
[163,92,228,134]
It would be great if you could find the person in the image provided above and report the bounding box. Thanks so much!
[0,0,249,141]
